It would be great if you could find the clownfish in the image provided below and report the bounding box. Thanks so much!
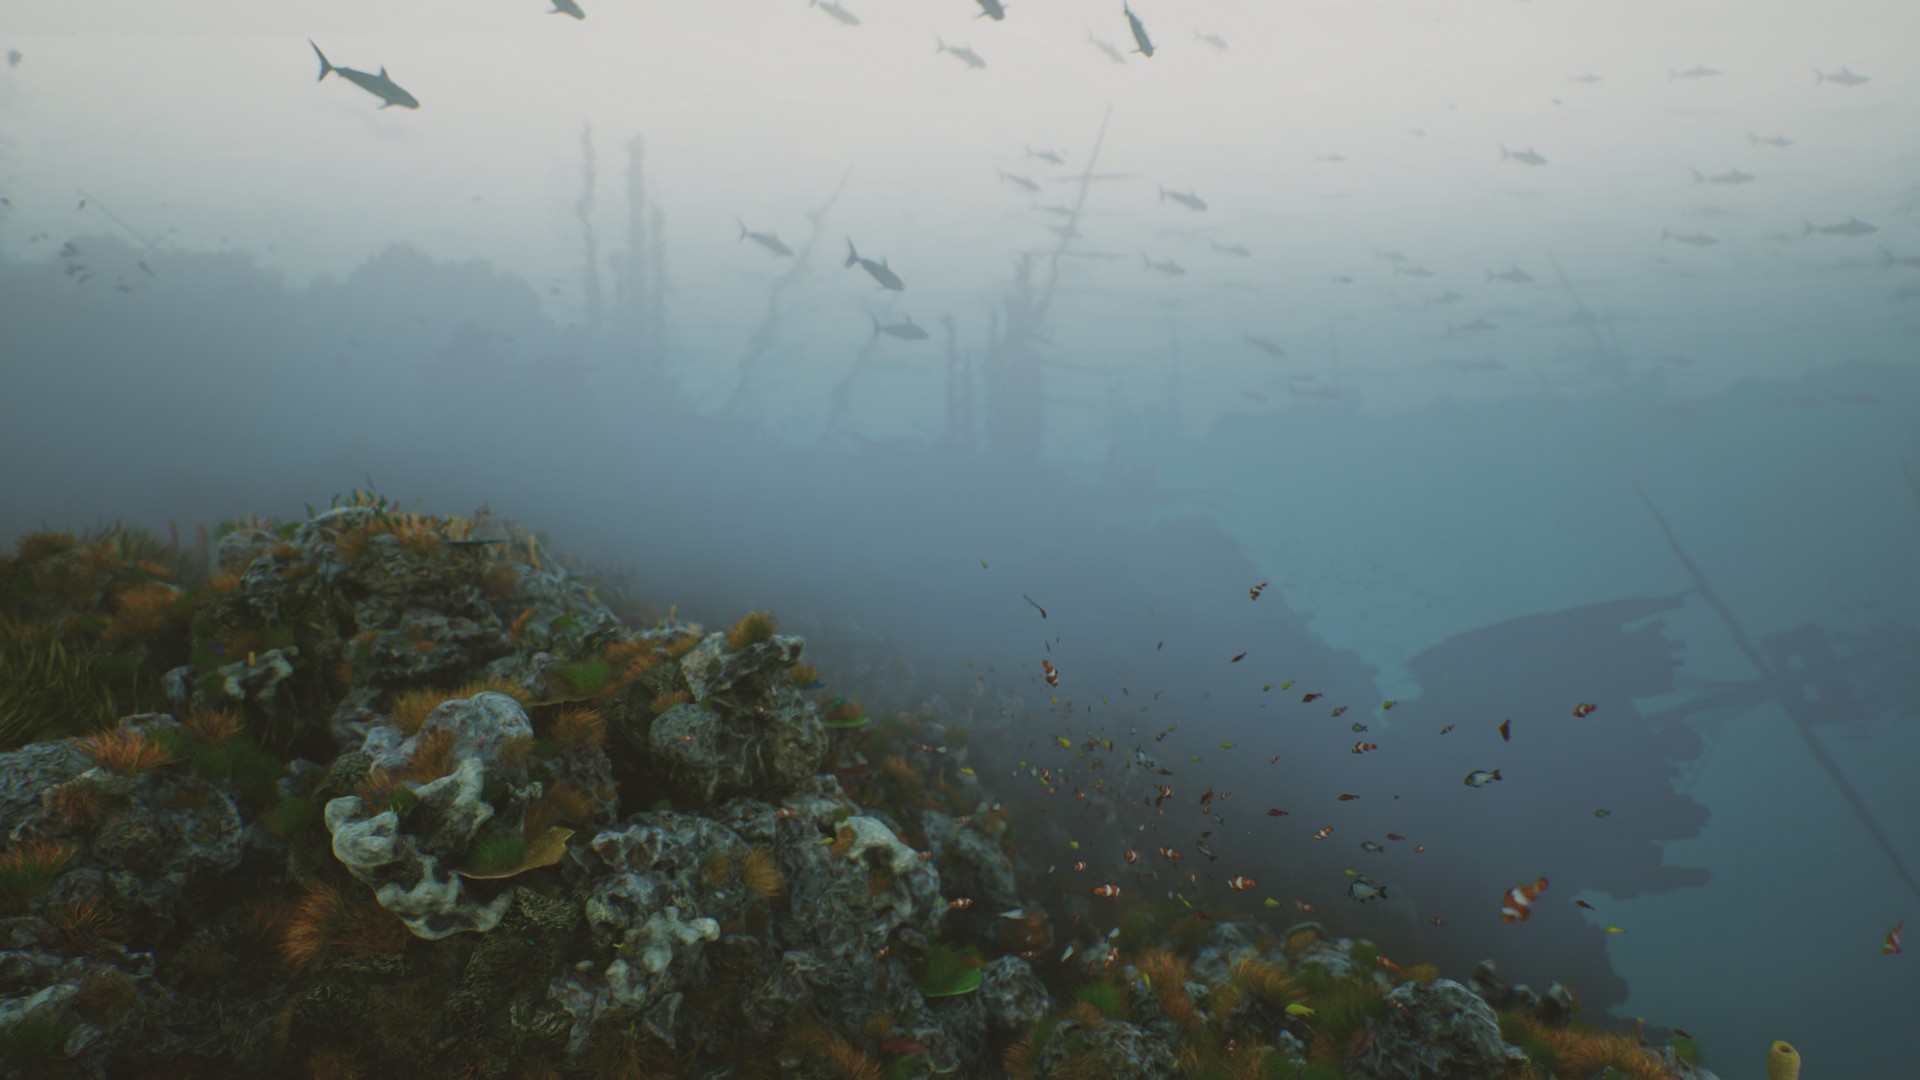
[1226,875,1256,891]
[1313,825,1334,841]
[1500,877,1549,923]
[1093,883,1122,897]
[1885,921,1904,955]
[1572,702,1598,718]
[1249,582,1268,600]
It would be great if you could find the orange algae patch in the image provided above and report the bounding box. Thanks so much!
[77,727,179,775]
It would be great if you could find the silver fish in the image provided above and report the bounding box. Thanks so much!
[845,239,906,290]
[975,0,1007,19]
[1124,3,1155,58]
[808,0,861,27]
[309,40,419,109]
[937,37,987,70]
[1158,186,1208,211]
[738,222,794,257]
[1463,768,1502,788]
[1360,840,1385,854]
[1661,228,1718,247]
[1803,216,1877,238]
[1500,144,1548,167]
[870,314,929,341]
[1815,67,1869,88]
[548,0,586,19]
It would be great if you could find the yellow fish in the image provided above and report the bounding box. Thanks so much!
[1262,684,1272,692]
[1285,1003,1316,1017]
[1055,737,1072,749]
[958,767,975,777]
[815,837,835,846]
[1219,741,1237,749]
[1605,926,1627,934]
[1049,695,1059,705]
[1264,898,1281,908]
[1069,841,1080,850]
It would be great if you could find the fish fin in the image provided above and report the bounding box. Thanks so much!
[738,220,747,241]
[310,40,333,81]
[845,238,859,268]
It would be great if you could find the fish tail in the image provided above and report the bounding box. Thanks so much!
[871,315,882,341]
[845,238,859,268]
[738,220,747,242]
[310,40,333,82]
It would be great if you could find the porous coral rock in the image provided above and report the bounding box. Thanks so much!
[977,955,1050,1032]
[1351,977,1531,1080]
[1032,1017,1180,1079]
[918,809,1019,915]
[324,754,512,940]
[676,632,803,702]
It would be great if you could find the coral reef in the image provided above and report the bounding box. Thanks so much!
[0,498,1724,1079]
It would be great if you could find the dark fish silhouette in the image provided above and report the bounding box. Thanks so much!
[870,314,929,341]
[1803,216,1877,238]
[1124,3,1155,57]
[1814,67,1869,88]
[1661,228,1719,247]
[738,222,794,257]
[1158,186,1207,211]
[809,0,861,26]
[309,41,419,109]
[548,0,586,18]
[936,37,987,70]
[845,239,905,290]
[975,0,1007,19]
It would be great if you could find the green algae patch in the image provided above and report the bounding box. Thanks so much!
[914,944,983,997]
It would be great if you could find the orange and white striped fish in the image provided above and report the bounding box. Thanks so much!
[1071,860,1087,873]
[947,897,974,910]
[1124,849,1138,864]
[1885,921,1904,956]
[1294,900,1318,914]
[1250,581,1268,601]
[1226,875,1257,891]
[1313,825,1334,841]
[1571,702,1597,718]
[1093,884,1122,898]
[1042,660,1059,688]
[1500,877,1549,923]
[1350,740,1378,755]
[1157,846,1183,861]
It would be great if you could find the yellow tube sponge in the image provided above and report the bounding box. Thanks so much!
[1767,1040,1801,1080]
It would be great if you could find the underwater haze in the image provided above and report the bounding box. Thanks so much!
[2,1,1918,1078]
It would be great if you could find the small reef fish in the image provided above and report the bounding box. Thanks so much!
[1313,825,1334,841]
[1572,702,1598,718]
[1575,900,1595,910]
[997,909,1025,920]
[1382,700,1398,710]
[308,40,420,109]
[1157,846,1182,861]
[1022,593,1047,618]
[1430,915,1448,927]
[1336,793,1360,802]
[1348,877,1389,902]
[1226,875,1256,891]
[1279,680,1295,690]
[1285,1003,1316,1017]
[1439,724,1455,735]
[1332,705,1349,718]
[1294,900,1317,913]
[1143,256,1187,276]
[1071,860,1086,872]
[1123,3,1155,57]
[1092,884,1122,897]
[1359,841,1385,854]
[1124,849,1138,864]
[1885,922,1904,955]
[1500,877,1549,923]
[1386,833,1405,842]
[947,897,973,910]
[1351,741,1377,755]
[1042,660,1059,687]
[1594,808,1612,818]
[1229,652,1247,663]
[1605,926,1627,934]
[1249,581,1268,600]
[1499,718,1512,742]
[1464,769,1502,788]
[1302,692,1323,703]
[1267,808,1289,817]
[1351,723,1368,733]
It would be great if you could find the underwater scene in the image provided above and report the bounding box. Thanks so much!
[2,2,1917,1078]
